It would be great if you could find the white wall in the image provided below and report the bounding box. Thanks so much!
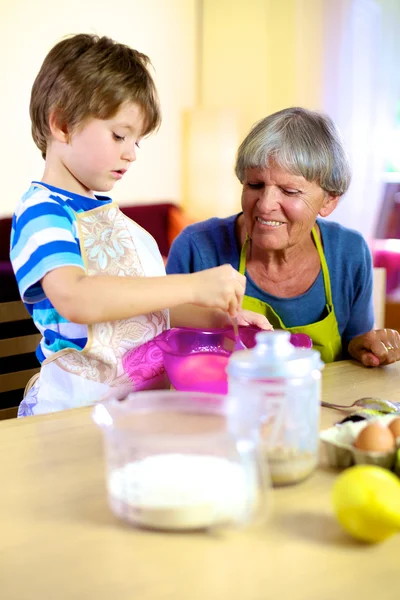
[200,0,400,239]
[2,0,400,239]
[322,0,400,240]
[0,0,196,216]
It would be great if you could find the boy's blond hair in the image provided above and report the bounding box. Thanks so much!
[30,33,161,158]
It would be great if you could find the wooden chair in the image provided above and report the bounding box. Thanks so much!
[0,300,40,420]
[373,267,386,329]
[385,299,400,330]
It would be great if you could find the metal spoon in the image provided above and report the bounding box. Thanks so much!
[232,317,246,351]
[321,397,400,414]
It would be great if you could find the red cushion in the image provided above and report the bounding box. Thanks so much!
[0,217,12,262]
[120,203,175,257]
[371,238,400,293]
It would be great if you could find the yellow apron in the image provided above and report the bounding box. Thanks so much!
[20,199,169,416]
[239,226,342,363]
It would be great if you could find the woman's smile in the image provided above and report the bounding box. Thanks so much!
[255,217,285,228]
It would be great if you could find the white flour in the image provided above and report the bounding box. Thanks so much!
[108,453,253,530]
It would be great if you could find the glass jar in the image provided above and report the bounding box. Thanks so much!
[92,390,269,531]
[227,330,324,486]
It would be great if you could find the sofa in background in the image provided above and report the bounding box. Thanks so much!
[0,202,193,414]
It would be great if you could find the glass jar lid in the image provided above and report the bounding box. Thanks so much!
[227,330,324,379]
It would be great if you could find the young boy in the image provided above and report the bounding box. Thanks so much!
[10,34,270,416]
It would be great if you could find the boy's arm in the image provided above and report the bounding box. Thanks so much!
[41,265,245,324]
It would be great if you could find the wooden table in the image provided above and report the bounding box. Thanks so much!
[1,360,400,600]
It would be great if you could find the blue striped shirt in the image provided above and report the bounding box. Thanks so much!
[10,182,112,362]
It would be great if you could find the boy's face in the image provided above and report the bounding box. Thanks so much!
[59,102,145,196]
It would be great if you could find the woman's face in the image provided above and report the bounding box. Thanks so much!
[241,162,339,251]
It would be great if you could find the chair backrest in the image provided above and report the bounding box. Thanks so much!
[373,267,386,329]
[0,300,40,419]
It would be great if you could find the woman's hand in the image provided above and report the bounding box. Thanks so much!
[348,329,400,367]
[235,309,273,330]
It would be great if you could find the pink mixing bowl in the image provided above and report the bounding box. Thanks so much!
[150,327,312,395]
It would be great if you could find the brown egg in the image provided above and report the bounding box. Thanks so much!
[354,422,395,452]
[388,418,400,439]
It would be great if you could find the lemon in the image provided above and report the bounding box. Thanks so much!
[332,465,400,543]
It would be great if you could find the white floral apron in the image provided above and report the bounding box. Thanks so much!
[19,202,169,417]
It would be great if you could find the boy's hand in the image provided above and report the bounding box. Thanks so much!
[235,309,273,330]
[189,265,246,317]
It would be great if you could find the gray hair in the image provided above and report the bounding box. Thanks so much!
[234,107,351,196]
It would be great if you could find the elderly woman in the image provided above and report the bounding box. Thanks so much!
[167,107,400,366]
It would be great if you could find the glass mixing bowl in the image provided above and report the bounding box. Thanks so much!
[92,390,269,531]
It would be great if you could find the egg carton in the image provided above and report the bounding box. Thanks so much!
[320,414,400,473]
